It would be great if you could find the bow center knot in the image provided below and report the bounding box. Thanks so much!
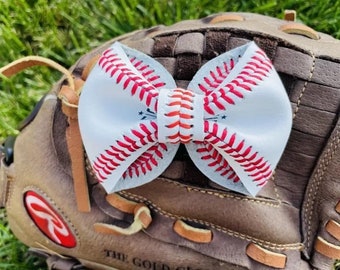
[157,88,205,144]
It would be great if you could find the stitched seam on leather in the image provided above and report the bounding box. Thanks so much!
[271,171,282,202]
[304,126,340,250]
[160,178,281,207]
[204,122,272,186]
[5,172,14,211]
[93,122,160,182]
[4,174,13,208]
[98,47,160,111]
[121,190,302,250]
[162,88,196,144]
[203,49,272,115]
[23,185,80,247]
[293,51,316,119]
[0,161,11,208]
[87,161,281,206]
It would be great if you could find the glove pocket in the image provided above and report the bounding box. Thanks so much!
[121,178,308,269]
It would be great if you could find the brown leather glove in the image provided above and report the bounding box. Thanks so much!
[1,12,339,270]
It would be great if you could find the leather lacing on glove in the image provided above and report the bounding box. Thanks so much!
[1,11,339,270]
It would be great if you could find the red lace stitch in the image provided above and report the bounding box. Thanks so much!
[203,49,272,115]
[163,88,196,143]
[93,121,159,182]
[122,144,166,179]
[130,57,165,88]
[98,48,160,112]
[196,142,240,182]
[198,58,234,96]
[203,121,271,185]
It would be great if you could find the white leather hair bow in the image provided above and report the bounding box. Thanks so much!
[78,41,292,196]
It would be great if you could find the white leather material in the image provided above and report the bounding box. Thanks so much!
[78,42,292,196]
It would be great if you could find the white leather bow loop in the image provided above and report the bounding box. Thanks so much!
[78,41,292,196]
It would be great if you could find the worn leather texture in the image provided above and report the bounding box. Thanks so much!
[1,12,340,270]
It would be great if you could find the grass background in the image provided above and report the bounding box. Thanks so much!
[0,0,339,269]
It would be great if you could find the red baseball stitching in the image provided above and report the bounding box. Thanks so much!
[129,57,166,89]
[164,88,196,143]
[196,142,240,182]
[98,48,162,112]
[122,143,167,179]
[93,121,159,182]
[203,50,272,115]
[198,60,234,96]
[204,121,271,186]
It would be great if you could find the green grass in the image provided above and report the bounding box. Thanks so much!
[0,212,46,269]
[0,0,339,269]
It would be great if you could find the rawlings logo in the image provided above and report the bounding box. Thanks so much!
[24,191,76,248]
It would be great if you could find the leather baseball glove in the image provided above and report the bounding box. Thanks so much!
[1,11,339,270]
